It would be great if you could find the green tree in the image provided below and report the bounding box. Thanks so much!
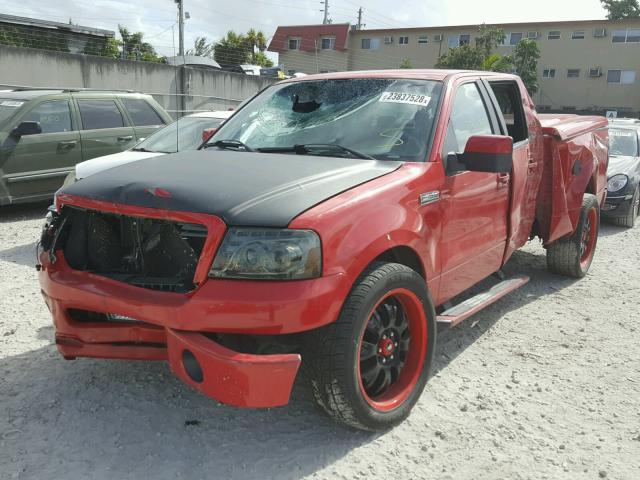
[483,53,514,72]
[187,36,214,57]
[399,58,413,69]
[245,29,268,64]
[435,44,483,69]
[253,51,274,67]
[513,39,540,95]
[83,37,120,57]
[214,30,251,65]
[475,25,507,63]
[436,25,507,70]
[601,0,640,19]
[118,25,164,63]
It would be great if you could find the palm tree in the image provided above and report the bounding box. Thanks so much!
[245,29,268,64]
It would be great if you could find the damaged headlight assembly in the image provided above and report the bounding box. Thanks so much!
[209,228,321,280]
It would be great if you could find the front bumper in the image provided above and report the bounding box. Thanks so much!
[39,252,345,408]
[602,192,634,217]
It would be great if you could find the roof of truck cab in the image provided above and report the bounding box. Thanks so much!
[277,69,517,84]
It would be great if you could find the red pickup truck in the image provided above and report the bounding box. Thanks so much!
[38,70,608,431]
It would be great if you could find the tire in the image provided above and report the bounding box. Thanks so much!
[612,187,639,228]
[303,261,436,431]
[546,193,600,278]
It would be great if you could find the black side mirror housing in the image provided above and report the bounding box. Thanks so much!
[11,121,42,137]
[453,135,514,174]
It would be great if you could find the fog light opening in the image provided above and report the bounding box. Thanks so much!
[182,349,204,383]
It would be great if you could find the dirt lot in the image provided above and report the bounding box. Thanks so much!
[1,203,639,480]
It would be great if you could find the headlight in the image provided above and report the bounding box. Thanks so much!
[61,170,77,189]
[209,228,321,280]
[607,174,628,193]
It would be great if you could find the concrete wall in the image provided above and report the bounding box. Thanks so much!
[0,45,274,117]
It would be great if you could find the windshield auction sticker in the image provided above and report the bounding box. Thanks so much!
[610,130,634,137]
[379,92,431,107]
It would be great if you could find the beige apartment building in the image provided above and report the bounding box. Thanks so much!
[268,19,640,114]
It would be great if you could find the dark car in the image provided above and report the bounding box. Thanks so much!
[0,89,171,206]
[602,122,640,227]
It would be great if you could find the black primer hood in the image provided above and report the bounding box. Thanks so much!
[62,150,402,227]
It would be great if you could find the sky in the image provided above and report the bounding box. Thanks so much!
[0,0,609,59]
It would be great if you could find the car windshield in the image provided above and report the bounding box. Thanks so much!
[0,98,26,123]
[609,128,638,156]
[208,78,443,161]
[136,116,226,153]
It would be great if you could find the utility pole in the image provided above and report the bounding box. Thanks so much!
[320,0,330,25]
[175,0,185,56]
[356,7,364,30]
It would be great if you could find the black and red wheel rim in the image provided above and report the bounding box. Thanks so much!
[580,206,598,269]
[357,288,428,412]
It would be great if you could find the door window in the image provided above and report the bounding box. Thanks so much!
[488,81,529,143]
[20,101,72,133]
[77,100,125,130]
[122,99,166,126]
[443,83,493,154]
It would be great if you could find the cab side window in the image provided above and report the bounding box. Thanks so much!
[21,101,72,133]
[443,83,493,155]
[488,81,528,143]
[77,100,125,130]
[122,99,166,126]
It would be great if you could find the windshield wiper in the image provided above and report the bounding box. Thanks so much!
[257,144,374,160]
[204,139,254,152]
[132,147,154,152]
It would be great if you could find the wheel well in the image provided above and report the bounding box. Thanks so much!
[375,246,425,279]
[586,177,596,195]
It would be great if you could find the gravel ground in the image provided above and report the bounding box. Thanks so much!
[1,203,639,480]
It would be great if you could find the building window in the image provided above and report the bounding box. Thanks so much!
[507,32,523,45]
[548,31,561,40]
[418,35,428,44]
[567,69,580,78]
[572,31,585,39]
[320,37,336,50]
[543,68,556,78]
[361,38,380,50]
[612,29,640,43]
[607,69,637,84]
[399,36,409,45]
[288,37,301,50]
[448,34,470,48]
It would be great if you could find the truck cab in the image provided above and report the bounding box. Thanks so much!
[38,70,608,431]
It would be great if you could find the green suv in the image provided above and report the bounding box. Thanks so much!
[0,89,172,205]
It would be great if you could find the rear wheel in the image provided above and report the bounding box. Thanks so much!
[304,262,436,431]
[612,187,639,228]
[546,193,599,278]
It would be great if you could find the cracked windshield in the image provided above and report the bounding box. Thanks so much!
[211,78,442,161]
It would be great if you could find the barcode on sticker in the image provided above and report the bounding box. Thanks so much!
[379,92,431,107]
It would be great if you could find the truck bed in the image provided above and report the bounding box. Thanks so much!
[535,114,609,244]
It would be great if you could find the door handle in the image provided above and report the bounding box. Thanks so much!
[497,173,510,187]
[57,140,77,152]
[117,135,133,142]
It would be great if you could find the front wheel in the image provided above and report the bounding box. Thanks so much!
[546,193,600,278]
[304,262,436,431]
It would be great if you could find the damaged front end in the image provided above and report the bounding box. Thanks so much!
[38,196,303,408]
[42,206,207,293]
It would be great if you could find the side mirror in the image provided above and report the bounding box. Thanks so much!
[11,121,42,137]
[202,127,218,143]
[456,135,513,174]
